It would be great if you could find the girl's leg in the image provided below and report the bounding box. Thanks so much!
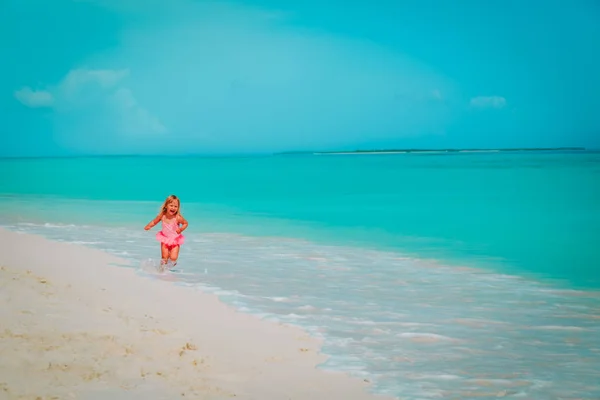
[160,243,169,265]
[169,245,180,265]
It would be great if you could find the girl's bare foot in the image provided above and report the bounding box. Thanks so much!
[159,258,167,272]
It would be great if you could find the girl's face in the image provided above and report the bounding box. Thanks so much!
[166,200,179,216]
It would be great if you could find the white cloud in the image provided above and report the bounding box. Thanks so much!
[14,87,54,107]
[469,96,507,109]
[16,68,166,136]
[112,88,167,134]
[60,68,129,98]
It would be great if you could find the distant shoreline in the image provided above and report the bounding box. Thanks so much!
[0,147,589,160]
[278,147,587,156]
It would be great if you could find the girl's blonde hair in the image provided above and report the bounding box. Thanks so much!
[160,194,182,216]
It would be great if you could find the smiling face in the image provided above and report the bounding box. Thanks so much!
[166,199,179,216]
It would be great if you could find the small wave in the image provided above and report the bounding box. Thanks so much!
[397,332,458,342]
[405,373,463,381]
[529,325,590,331]
[297,305,316,311]
[397,322,439,328]
[282,313,308,320]
[263,296,290,302]
[24,222,79,229]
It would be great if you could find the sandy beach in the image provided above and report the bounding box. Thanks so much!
[0,228,393,400]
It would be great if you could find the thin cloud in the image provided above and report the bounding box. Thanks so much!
[469,96,507,109]
[112,88,167,135]
[59,68,129,98]
[14,87,55,108]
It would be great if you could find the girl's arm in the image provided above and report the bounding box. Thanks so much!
[144,214,162,230]
[177,214,188,234]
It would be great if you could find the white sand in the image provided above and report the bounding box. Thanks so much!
[0,228,394,400]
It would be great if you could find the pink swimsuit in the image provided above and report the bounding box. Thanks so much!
[156,217,185,249]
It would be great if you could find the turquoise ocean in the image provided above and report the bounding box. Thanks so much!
[1,150,599,398]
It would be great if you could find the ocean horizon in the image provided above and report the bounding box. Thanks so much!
[2,150,599,398]
[2,146,594,160]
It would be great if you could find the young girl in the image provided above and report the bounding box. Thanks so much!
[144,194,188,267]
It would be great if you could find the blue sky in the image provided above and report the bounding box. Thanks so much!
[2,0,600,156]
